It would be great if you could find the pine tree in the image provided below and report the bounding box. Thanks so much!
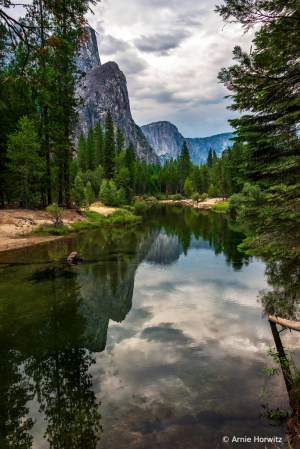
[178,141,191,193]
[103,110,116,179]
[125,140,136,191]
[116,127,125,156]
[86,128,95,171]
[85,181,96,205]
[94,121,104,167]
[77,133,88,172]
[7,116,45,209]
[207,148,213,169]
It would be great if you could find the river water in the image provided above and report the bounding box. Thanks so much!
[0,205,298,448]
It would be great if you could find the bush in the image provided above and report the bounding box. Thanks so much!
[46,204,66,226]
[143,194,148,200]
[193,192,200,202]
[122,205,133,211]
[118,187,127,205]
[208,184,219,198]
[165,191,170,199]
[227,193,244,213]
[173,194,183,201]
[134,200,148,214]
[84,181,96,205]
[155,192,162,200]
[71,173,85,206]
[112,216,124,224]
[201,193,208,201]
[183,178,192,197]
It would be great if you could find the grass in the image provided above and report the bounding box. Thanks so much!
[31,209,142,237]
[211,202,229,213]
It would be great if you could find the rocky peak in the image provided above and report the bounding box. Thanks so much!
[75,26,101,74]
[75,61,160,164]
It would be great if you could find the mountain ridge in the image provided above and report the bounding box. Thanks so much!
[141,121,233,165]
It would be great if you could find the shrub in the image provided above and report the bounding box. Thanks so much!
[165,191,170,199]
[208,184,219,198]
[173,194,183,201]
[193,192,200,202]
[71,173,85,206]
[118,187,127,205]
[183,178,192,197]
[46,204,66,226]
[134,200,147,214]
[155,192,162,200]
[201,193,208,201]
[143,194,148,200]
[84,181,96,205]
[122,205,133,211]
[112,216,124,225]
[227,193,244,213]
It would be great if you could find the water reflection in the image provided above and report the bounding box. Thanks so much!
[0,206,289,448]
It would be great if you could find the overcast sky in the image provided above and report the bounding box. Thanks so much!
[86,0,255,138]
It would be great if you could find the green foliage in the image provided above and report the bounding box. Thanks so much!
[87,211,106,222]
[208,183,219,198]
[84,181,96,205]
[183,178,192,197]
[71,173,85,207]
[211,202,229,213]
[173,194,183,201]
[7,116,45,209]
[207,148,213,169]
[133,200,148,215]
[103,110,115,179]
[94,121,104,167]
[116,127,125,156]
[193,192,200,202]
[99,179,126,207]
[201,193,208,201]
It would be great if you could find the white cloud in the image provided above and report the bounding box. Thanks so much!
[86,0,255,137]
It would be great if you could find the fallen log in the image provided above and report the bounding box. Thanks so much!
[269,315,300,332]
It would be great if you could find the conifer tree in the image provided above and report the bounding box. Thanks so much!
[77,133,88,172]
[207,148,213,169]
[94,121,104,167]
[86,128,95,171]
[125,140,136,191]
[103,110,115,179]
[116,127,125,156]
[178,141,191,193]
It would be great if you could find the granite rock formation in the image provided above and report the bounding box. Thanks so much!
[141,121,233,165]
[75,27,101,73]
[75,29,160,164]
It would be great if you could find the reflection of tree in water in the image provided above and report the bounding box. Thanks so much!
[259,261,300,320]
[258,261,300,445]
[146,205,251,270]
[0,272,103,448]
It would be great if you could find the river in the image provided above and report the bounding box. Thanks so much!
[0,205,298,448]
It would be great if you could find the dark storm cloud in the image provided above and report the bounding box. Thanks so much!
[134,31,191,55]
[140,323,193,345]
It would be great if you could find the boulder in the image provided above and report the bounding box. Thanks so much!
[67,252,83,263]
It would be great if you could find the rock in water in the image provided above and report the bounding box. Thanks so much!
[67,252,83,263]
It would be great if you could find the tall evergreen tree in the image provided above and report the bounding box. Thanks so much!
[77,132,88,172]
[103,110,116,179]
[207,148,213,169]
[94,121,104,167]
[178,141,191,193]
[125,140,136,191]
[116,126,125,156]
[86,127,95,170]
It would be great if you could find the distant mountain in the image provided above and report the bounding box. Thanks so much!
[141,121,233,165]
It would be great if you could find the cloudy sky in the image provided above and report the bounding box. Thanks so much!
[86,0,255,138]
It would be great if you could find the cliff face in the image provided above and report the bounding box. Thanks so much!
[75,30,160,164]
[75,27,101,73]
[141,121,193,162]
[141,121,233,165]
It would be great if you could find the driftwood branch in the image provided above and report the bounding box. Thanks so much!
[269,315,300,332]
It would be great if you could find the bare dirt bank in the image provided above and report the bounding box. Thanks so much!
[0,208,87,253]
